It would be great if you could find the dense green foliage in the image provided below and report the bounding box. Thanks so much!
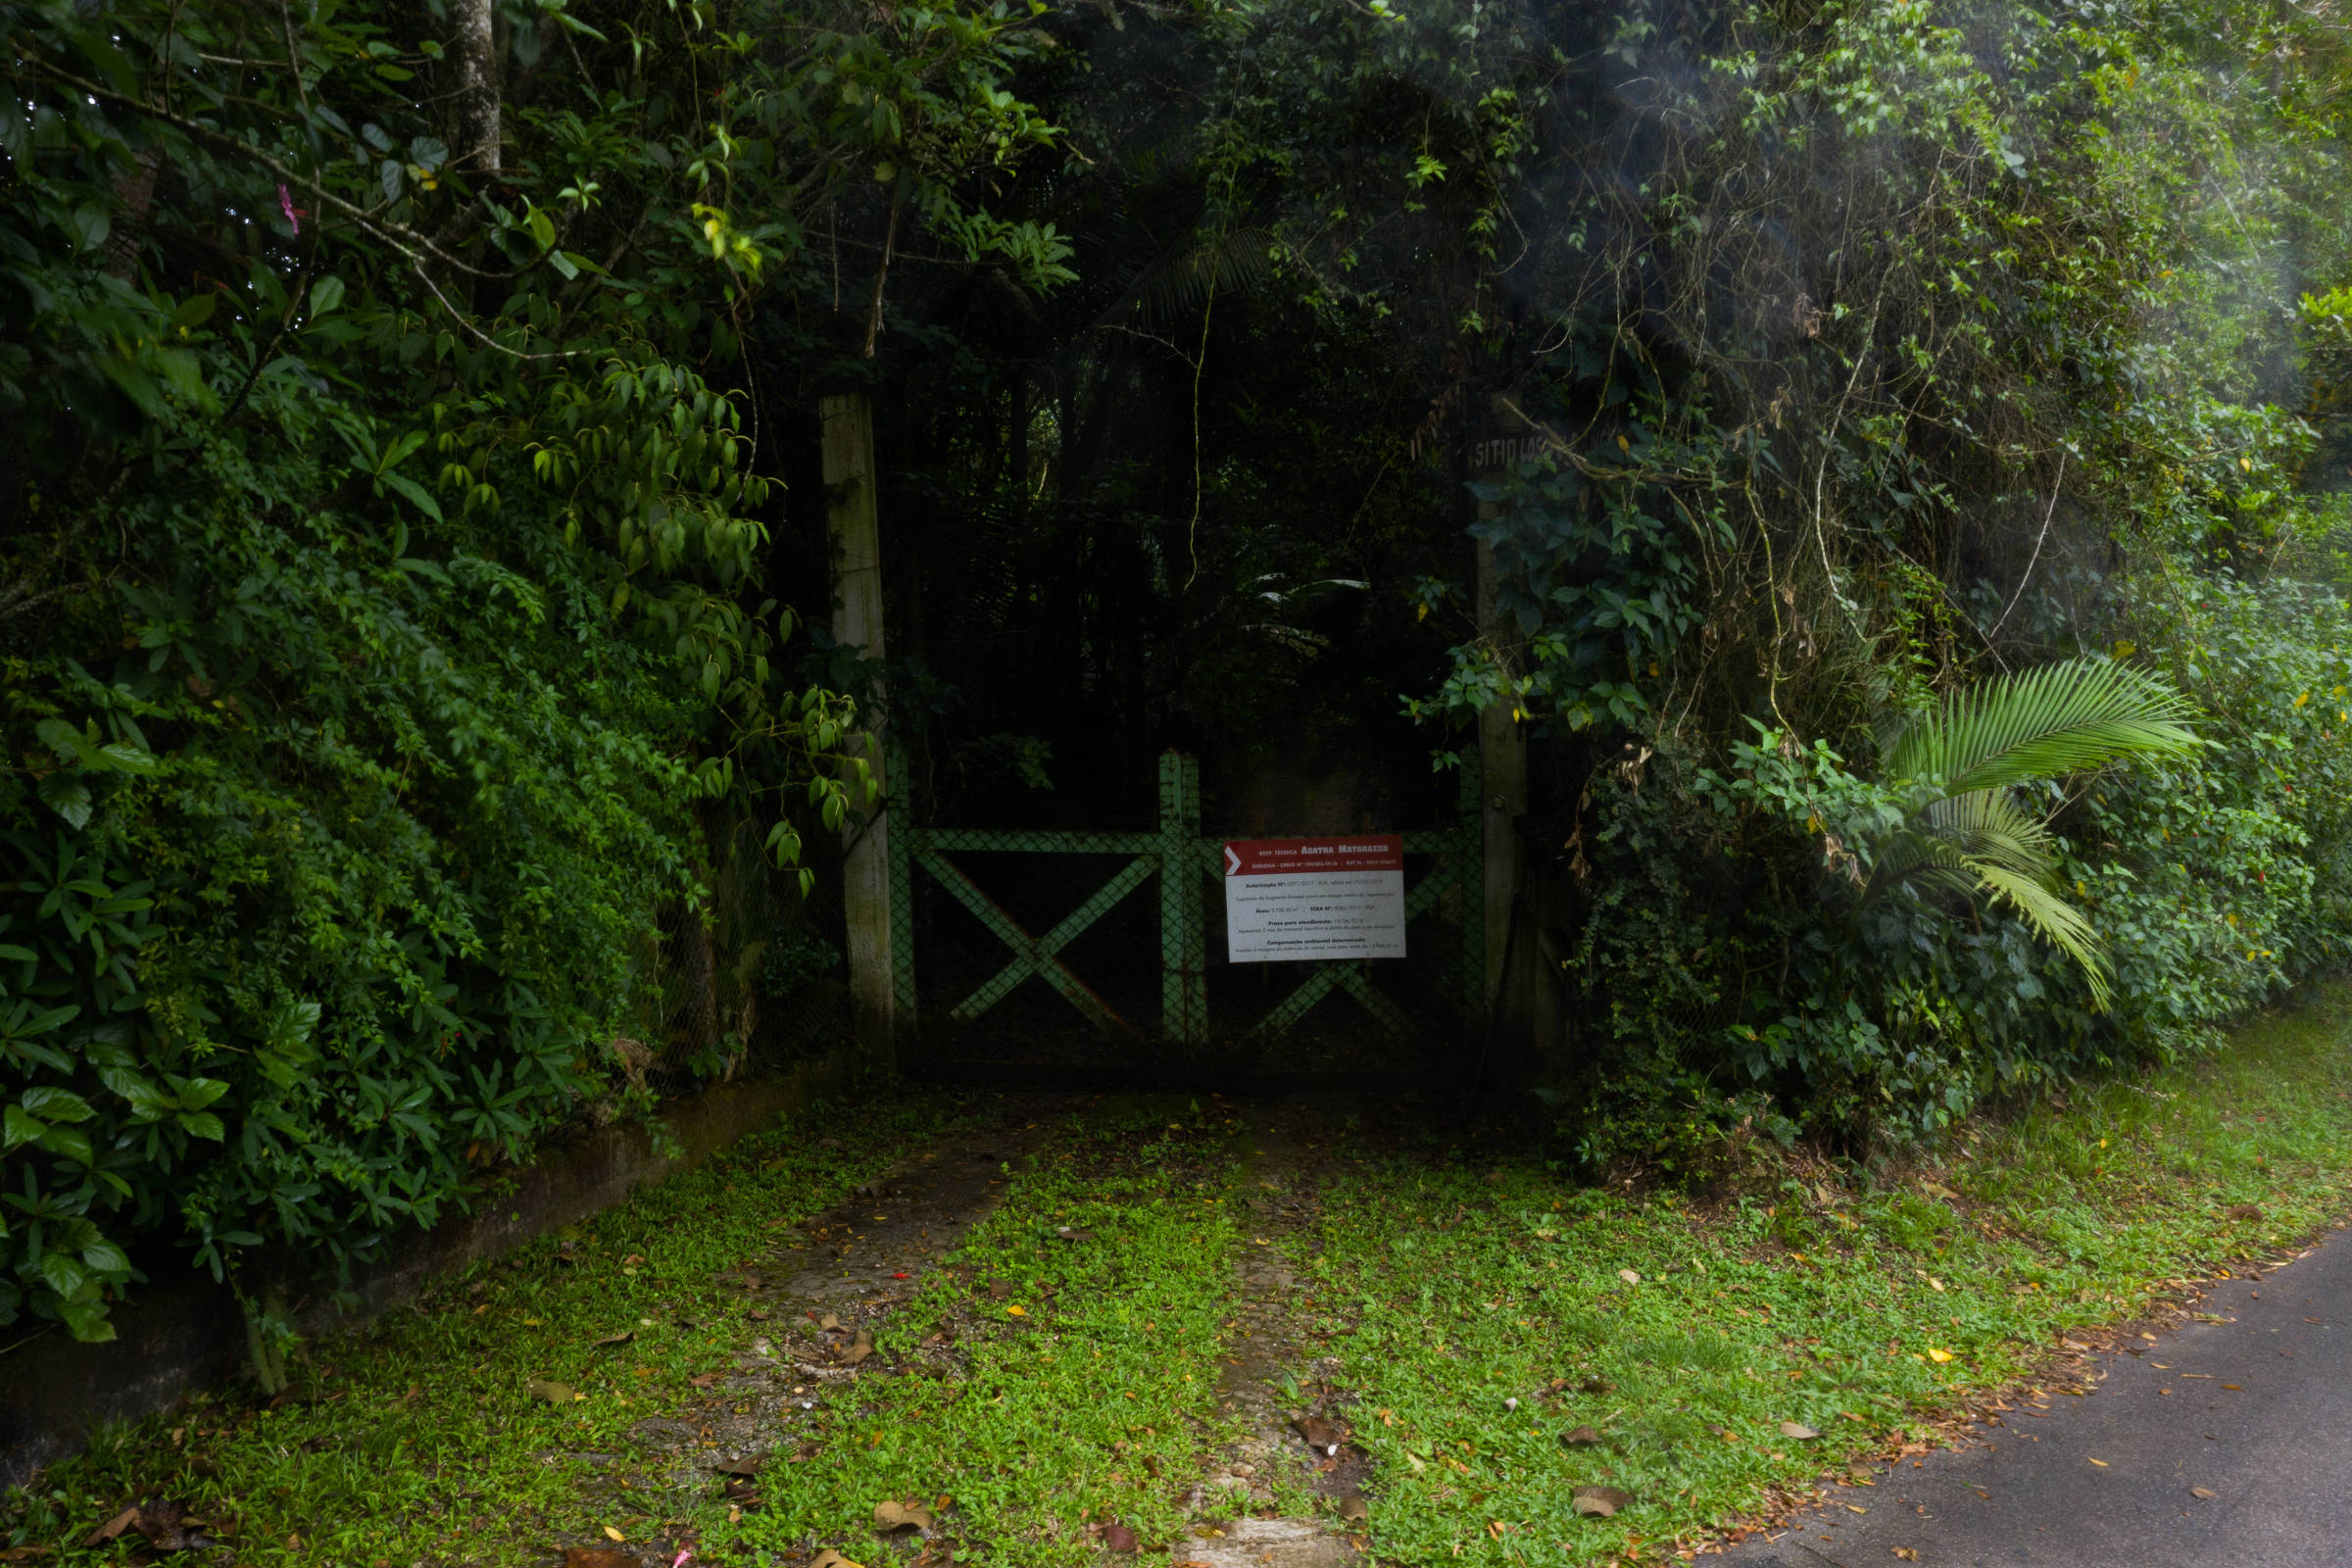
[0,0,1063,1341]
[8,0,2352,1346]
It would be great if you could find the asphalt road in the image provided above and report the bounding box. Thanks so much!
[1723,1230,2352,1567]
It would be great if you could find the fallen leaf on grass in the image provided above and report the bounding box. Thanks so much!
[874,1499,934,1533]
[808,1553,863,1568]
[1338,1495,1369,1524]
[711,1454,766,1478]
[605,1526,628,1542]
[1100,1522,1139,1551]
[592,1331,635,1348]
[564,1550,635,1568]
[1618,1269,1642,1286]
[1571,1486,1631,1518]
[527,1378,582,1404]
[1054,1227,1096,1243]
[843,1332,875,1365]
[1779,1422,1819,1441]
[689,1373,721,1389]
[1005,1304,1027,1317]
[85,1508,141,1546]
[1560,1426,1604,1446]
[2190,1487,2217,1499]
[1927,1348,1955,1364]
[986,1280,1014,1300]
[1141,1455,1163,1478]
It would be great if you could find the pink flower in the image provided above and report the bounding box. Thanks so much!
[278,183,300,234]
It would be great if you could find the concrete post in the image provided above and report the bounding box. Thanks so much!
[822,392,895,1062]
[1473,448,1529,1025]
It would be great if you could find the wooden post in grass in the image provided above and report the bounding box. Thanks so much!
[822,391,895,1064]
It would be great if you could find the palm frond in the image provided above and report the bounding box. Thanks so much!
[1917,788,2060,881]
[1883,659,2201,796]
[1106,228,1278,328]
[1965,861,2114,1010]
[1868,769,2113,1007]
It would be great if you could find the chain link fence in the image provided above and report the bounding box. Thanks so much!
[891,741,1482,1083]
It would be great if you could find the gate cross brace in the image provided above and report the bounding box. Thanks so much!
[1247,960,1416,1040]
[918,851,1155,1038]
[1235,853,1464,1040]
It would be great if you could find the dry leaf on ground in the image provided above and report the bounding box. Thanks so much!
[844,1332,875,1364]
[592,1331,634,1348]
[1779,1422,1820,1441]
[1101,1522,1139,1551]
[808,1552,863,1568]
[1571,1486,1631,1518]
[84,1508,140,1546]
[875,1500,935,1532]
[563,1551,634,1568]
[2190,1487,2218,1499]
[1338,1495,1369,1523]
[526,1378,580,1404]
[1560,1426,1604,1446]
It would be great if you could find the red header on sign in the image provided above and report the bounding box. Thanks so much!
[1221,836,1402,876]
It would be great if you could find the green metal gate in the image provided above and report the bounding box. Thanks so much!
[887,750,1482,1052]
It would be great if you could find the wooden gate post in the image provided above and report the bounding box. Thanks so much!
[822,391,895,1063]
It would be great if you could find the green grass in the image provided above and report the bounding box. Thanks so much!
[1304,985,2352,1564]
[741,1097,1247,1562]
[5,1092,972,1566]
[4,1093,1252,1568]
[15,990,2352,1567]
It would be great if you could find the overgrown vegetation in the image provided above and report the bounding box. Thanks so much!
[8,0,2352,1344]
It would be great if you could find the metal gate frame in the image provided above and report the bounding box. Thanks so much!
[886,750,1483,1044]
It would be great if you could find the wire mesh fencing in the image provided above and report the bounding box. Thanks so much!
[891,745,1483,1082]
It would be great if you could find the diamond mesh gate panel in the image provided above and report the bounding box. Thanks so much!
[893,745,1481,1081]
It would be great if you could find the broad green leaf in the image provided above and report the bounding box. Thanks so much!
[382,472,444,523]
[2,1104,46,1151]
[19,1088,94,1123]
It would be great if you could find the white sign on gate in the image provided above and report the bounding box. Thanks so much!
[1221,837,1405,963]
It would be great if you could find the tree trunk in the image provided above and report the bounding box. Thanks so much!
[453,0,500,175]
